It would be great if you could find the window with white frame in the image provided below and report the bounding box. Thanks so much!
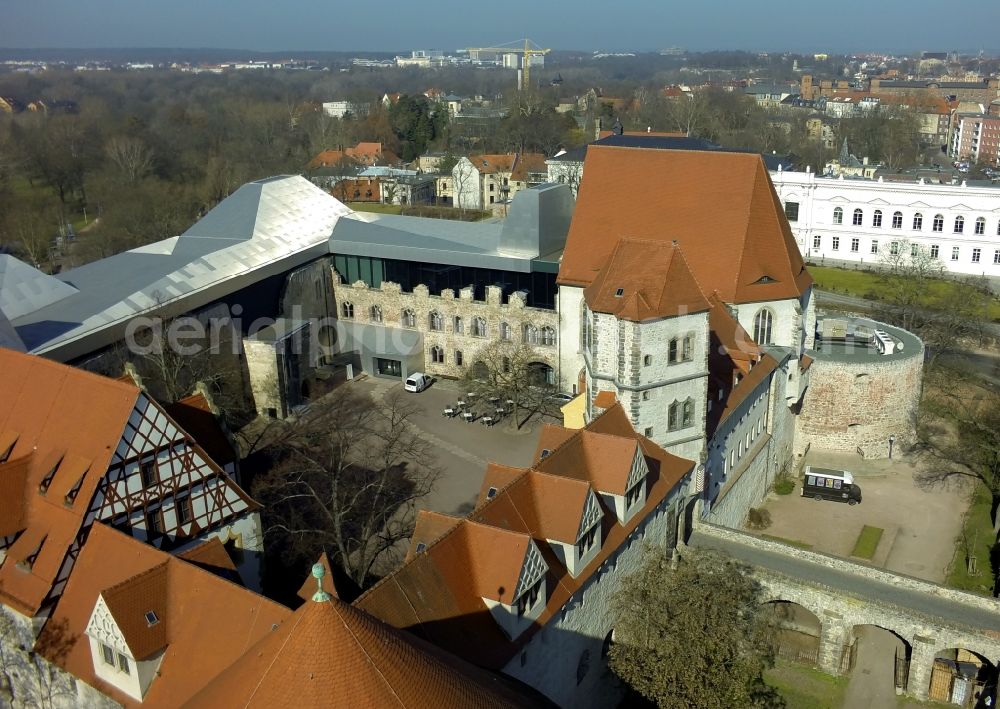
[871,240,878,254]
[890,241,899,255]
[832,236,840,250]
[872,210,882,227]
[993,250,1000,265]
[913,213,923,230]
[976,217,986,235]
[954,216,965,234]
[784,201,799,222]
[753,309,773,345]
[892,211,902,229]
[933,214,944,232]
[813,235,821,249]
[850,237,859,252]
[852,208,863,226]
[910,243,918,257]
[972,248,981,263]
[833,207,843,224]
[931,244,939,258]
[952,246,960,261]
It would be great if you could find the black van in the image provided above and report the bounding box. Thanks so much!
[801,466,862,505]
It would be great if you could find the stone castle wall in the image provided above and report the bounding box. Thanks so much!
[796,331,923,458]
[332,272,559,380]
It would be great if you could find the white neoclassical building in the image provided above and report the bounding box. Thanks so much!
[771,169,1000,276]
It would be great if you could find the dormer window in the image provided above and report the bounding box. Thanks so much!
[625,480,644,509]
[577,524,599,558]
[517,579,543,618]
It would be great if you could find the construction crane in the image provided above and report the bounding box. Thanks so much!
[464,39,551,91]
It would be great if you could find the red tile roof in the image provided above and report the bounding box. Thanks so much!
[469,154,518,174]
[511,153,547,182]
[36,524,291,708]
[584,239,711,321]
[188,584,534,709]
[355,404,694,671]
[591,390,617,410]
[165,393,237,469]
[558,146,813,304]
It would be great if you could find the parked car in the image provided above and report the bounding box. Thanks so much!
[547,392,576,403]
[404,372,432,393]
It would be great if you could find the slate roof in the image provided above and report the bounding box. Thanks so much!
[546,134,795,171]
[558,146,813,304]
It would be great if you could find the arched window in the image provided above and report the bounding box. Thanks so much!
[430,345,444,363]
[913,213,923,230]
[682,334,694,362]
[932,214,944,232]
[872,209,882,227]
[500,321,511,341]
[453,316,464,335]
[668,338,679,363]
[370,305,382,323]
[523,323,538,344]
[668,401,680,431]
[852,208,863,226]
[976,217,986,235]
[429,311,443,331]
[340,301,354,319]
[401,309,416,328]
[682,398,694,427]
[833,207,843,225]
[540,326,556,346]
[753,309,773,345]
[472,317,487,337]
[954,216,965,234]
[892,211,903,229]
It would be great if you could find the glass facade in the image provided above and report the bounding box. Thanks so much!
[333,254,558,309]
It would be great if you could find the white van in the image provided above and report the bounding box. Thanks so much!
[404,372,431,393]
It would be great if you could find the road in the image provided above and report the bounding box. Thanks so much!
[688,527,1000,633]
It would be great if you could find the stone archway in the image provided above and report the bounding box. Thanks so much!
[842,625,912,705]
[528,361,555,387]
[763,600,822,665]
[928,648,997,706]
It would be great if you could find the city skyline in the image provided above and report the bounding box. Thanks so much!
[2,0,999,55]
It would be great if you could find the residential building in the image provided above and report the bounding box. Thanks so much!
[452,153,547,210]
[868,77,1000,104]
[771,169,1000,276]
[307,142,401,170]
[950,113,1000,167]
[321,100,370,118]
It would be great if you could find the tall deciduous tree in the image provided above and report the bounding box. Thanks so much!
[608,549,782,709]
[462,340,555,430]
[253,388,439,587]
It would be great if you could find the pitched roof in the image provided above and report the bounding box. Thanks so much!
[188,580,533,709]
[176,536,242,585]
[165,393,237,468]
[37,524,291,708]
[558,146,813,303]
[533,430,638,496]
[472,470,593,545]
[355,404,694,670]
[583,239,711,321]
[469,154,517,174]
[511,153,548,182]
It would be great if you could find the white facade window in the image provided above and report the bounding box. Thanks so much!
[784,201,799,222]
[117,653,130,675]
[852,208,863,226]
[753,309,773,345]
[952,247,960,261]
[976,217,986,235]
[993,250,1000,265]
[954,216,965,234]
[931,244,940,258]
[892,211,903,228]
[871,240,878,254]
[933,214,944,232]
[972,248,981,263]
[101,643,115,666]
[832,236,840,250]
[910,243,919,258]
[850,238,859,252]
[833,207,843,224]
[872,210,882,227]
[890,241,899,255]
[913,213,923,230]
[813,235,821,249]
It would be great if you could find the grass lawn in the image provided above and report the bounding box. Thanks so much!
[764,660,848,709]
[945,486,996,596]
[809,265,1000,321]
[346,201,402,215]
[851,525,884,560]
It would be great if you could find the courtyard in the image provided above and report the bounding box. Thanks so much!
[754,448,972,584]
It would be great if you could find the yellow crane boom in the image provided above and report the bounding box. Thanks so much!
[464,39,551,91]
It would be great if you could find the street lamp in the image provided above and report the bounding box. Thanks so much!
[888,434,896,459]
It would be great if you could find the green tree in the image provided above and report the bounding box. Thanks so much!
[608,549,782,709]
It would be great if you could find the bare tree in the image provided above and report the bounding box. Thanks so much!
[664,90,711,137]
[462,340,555,430]
[252,387,439,587]
[104,136,154,185]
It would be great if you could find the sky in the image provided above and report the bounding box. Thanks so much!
[2,0,999,55]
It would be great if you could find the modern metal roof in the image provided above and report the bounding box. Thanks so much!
[0,255,78,320]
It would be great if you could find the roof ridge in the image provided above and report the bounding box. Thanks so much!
[326,600,407,707]
[667,244,711,312]
[100,558,169,598]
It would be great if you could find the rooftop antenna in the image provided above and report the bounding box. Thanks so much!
[311,562,331,602]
